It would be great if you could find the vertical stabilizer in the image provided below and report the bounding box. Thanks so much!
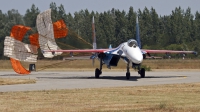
[91,16,97,66]
[92,16,97,49]
[136,15,141,48]
[109,44,112,49]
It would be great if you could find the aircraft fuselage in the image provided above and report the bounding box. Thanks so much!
[104,39,143,65]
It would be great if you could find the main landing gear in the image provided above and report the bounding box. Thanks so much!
[95,57,103,78]
[126,62,130,80]
[95,68,102,78]
[94,56,145,79]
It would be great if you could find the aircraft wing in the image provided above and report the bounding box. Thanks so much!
[44,49,108,53]
[142,49,197,54]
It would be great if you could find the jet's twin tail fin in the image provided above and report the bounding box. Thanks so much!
[109,44,112,49]
[136,15,141,49]
[92,16,97,66]
[92,16,97,50]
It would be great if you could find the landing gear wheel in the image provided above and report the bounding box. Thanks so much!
[140,68,145,78]
[126,72,130,80]
[95,68,102,78]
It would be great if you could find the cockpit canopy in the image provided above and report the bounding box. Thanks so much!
[127,39,138,48]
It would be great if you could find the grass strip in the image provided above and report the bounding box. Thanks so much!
[0,83,200,111]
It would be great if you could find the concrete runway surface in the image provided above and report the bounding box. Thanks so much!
[0,71,199,92]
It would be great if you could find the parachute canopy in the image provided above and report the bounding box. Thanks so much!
[10,25,31,41]
[36,9,63,58]
[4,25,38,74]
[53,19,68,38]
[4,36,38,62]
[10,58,31,74]
[29,33,39,48]
[3,9,69,74]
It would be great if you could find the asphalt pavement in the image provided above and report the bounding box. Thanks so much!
[0,70,199,92]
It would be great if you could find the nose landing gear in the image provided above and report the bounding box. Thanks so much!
[133,63,146,78]
[138,68,145,78]
[126,62,146,80]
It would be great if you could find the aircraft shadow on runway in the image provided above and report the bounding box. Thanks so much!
[37,76,138,81]
[36,75,185,81]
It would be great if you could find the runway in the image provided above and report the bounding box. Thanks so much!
[0,71,199,92]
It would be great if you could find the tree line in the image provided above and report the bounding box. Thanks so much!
[0,2,199,59]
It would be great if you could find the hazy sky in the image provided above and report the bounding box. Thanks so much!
[0,0,200,16]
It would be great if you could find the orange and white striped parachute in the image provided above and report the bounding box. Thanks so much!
[4,25,39,74]
[4,9,68,74]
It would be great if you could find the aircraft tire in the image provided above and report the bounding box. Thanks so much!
[95,68,101,78]
[126,72,130,80]
[140,68,145,78]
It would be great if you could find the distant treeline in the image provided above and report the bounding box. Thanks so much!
[0,2,199,59]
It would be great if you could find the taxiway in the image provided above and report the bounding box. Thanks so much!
[0,71,199,92]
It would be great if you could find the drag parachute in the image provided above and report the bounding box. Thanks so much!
[4,25,38,75]
[36,9,66,58]
[4,36,38,62]
[29,33,40,48]
[3,9,68,74]
[10,58,31,74]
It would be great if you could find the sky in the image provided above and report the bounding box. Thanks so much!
[0,0,200,16]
